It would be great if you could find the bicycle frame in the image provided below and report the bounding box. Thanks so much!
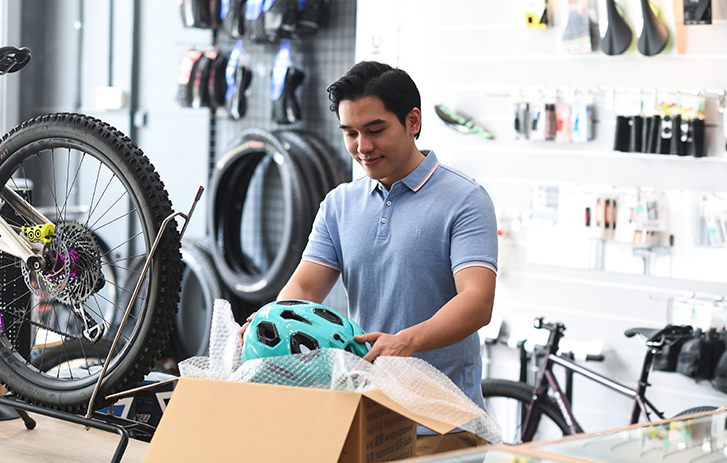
[521,329,666,442]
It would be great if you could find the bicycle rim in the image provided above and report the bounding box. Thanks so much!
[481,379,573,445]
[0,113,182,413]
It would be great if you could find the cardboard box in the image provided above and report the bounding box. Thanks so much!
[141,377,464,463]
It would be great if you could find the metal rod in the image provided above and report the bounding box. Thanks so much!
[549,353,638,399]
[85,186,204,419]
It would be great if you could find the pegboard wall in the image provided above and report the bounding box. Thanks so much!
[212,0,356,169]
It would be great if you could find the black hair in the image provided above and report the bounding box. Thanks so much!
[327,61,421,139]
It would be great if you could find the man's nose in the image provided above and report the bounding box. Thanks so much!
[358,134,374,154]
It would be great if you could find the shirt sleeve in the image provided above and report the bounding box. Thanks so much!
[301,196,342,271]
[450,185,498,275]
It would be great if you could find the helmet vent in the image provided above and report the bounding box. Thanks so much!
[312,308,343,326]
[290,332,319,354]
[280,310,312,324]
[256,321,280,347]
[277,300,308,306]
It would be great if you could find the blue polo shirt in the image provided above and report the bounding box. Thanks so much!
[302,151,498,428]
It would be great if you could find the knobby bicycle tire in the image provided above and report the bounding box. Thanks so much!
[481,378,573,445]
[0,113,182,414]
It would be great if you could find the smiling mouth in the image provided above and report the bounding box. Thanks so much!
[360,157,382,167]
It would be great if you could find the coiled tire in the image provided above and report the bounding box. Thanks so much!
[481,379,572,445]
[0,113,182,414]
[209,128,313,304]
[169,238,230,360]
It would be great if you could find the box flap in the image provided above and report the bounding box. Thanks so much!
[142,378,363,463]
[363,389,461,435]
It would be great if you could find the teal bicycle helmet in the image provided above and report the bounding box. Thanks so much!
[243,300,369,361]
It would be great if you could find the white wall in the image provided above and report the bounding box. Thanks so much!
[356,0,727,433]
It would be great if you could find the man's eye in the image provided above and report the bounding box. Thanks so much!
[369,129,383,134]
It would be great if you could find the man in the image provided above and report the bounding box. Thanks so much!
[243,61,498,455]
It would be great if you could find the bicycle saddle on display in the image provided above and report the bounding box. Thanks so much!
[601,0,632,55]
[0,46,31,75]
[624,325,693,343]
[637,0,669,56]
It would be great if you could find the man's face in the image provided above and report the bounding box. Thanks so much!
[338,96,421,189]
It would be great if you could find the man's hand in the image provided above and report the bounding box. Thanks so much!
[237,311,257,344]
[354,331,417,363]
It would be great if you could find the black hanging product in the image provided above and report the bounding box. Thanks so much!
[222,0,247,38]
[224,40,253,120]
[637,0,669,56]
[601,0,632,56]
[271,40,305,125]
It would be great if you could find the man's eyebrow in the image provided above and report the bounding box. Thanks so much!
[339,119,387,130]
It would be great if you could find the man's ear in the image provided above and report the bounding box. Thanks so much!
[406,108,422,136]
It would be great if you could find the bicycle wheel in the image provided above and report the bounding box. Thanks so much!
[672,406,718,418]
[0,113,182,414]
[481,379,573,445]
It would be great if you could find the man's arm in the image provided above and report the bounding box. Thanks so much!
[277,260,341,302]
[355,266,496,362]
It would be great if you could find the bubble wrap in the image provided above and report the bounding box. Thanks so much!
[179,299,502,444]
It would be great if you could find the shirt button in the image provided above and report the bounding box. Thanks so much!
[386,201,392,206]
[381,218,387,224]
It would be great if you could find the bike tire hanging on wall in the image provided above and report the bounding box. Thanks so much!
[209,128,338,305]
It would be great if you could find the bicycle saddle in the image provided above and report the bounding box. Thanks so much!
[0,46,31,75]
[637,0,669,56]
[625,325,693,342]
[602,0,632,56]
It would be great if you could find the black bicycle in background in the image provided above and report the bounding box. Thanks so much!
[481,317,718,445]
[0,46,185,415]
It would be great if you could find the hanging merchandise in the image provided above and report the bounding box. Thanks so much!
[207,50,230,111]
[571,102,594,143]
[295,0,331,37]
[263,0,299,40]
[180,0,214,29]
[191,53,214,109]
[271,40,305,125]
[683,0,712,25]
[612,92,644,152]
[225,40,253,120]
[524,0,549,29]
[221,0,247,38]
[177,50,204,107]
[555,103,572,143]
[679,94,706,158]
[528,101,548,141]
[513,101,530,140]
[653,92,678,154]
[246,0,267,41]
[601,0,632,56]
[562,0,597,53]
[637,0,669,56]
[434,105,494,139]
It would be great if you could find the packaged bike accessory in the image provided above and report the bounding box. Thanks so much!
[295,0,330,37]
[271,40,305,124]
[524,0,549,29]
[180,0,214,29]
[652,336,688,372]
[712,349,727,393]
[191,53,213,108]
[246,0,268,41]
[264,0,299,40]
[514,101,530,140]
[177,49,204,107]
[570,102,593,143]
[555,103,572,143]
[225,40,253,120]
[221,0,246,38]
[562,0,596,54]
[601,0,632,56]
[207,50,229,110]
[683,0,712,25]
[637,0,669,56]
[529,101,547,141]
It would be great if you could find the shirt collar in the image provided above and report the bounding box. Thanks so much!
[367,150,439,194]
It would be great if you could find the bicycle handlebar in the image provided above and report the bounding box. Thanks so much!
[0,46,31,75]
